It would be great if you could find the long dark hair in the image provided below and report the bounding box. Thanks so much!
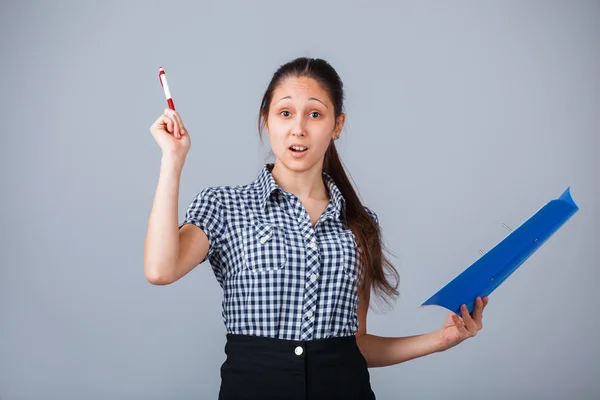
[257,57,399,308]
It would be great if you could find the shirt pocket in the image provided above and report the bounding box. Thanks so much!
[339,230,359,282]
[243,221,288,273]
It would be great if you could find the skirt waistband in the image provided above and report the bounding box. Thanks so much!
[223,333,363,364]
[224,333,358,351]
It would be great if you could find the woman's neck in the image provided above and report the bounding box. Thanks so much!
[269,162,329,202]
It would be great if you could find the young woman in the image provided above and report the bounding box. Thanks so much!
[144,57,489,399]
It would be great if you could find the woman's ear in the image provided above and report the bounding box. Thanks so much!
[332,113,346,140]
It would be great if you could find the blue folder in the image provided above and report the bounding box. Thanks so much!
[421,187,579,315]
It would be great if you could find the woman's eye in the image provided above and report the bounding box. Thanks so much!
[279,110,320,118]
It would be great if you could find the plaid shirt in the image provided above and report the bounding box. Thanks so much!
[179,164,378,341]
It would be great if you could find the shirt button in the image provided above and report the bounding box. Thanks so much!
[310,274,317,282]
[306,310,313,318]
[295,346,304,356]
[309,242,317,250]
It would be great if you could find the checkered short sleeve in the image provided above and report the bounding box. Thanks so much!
[179,187,227,264]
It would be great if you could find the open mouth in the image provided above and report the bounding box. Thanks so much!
[289,146,308,153]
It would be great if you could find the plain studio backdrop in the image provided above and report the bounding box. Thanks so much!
[1,1,598,399]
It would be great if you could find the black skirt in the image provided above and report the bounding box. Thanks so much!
[218,333,376,400]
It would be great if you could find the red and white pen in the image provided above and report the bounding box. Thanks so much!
[158,66,175,110]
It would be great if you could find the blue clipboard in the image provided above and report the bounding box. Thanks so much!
[421,187,579,315]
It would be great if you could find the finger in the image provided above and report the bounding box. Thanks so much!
[471,298,485,330]
[164,109,181,138]
[452,314,462,328]
[172,111,185,138]
[167,110,181,138]
[171,110,187,136]
[452,314,468,335]
[460,304,477,334]
[472,297,484,324]
[151,114,173,134]
[161,114,175,134]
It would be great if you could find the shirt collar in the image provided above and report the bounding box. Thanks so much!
[256,163,346,218]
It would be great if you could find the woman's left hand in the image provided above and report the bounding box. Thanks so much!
[437,296,489,351]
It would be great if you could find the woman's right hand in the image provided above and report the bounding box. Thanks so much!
[149,108,191,161]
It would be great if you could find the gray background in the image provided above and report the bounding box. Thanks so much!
[1,0,598,398]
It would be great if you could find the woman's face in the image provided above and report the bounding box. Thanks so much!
[264,76,344,173]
